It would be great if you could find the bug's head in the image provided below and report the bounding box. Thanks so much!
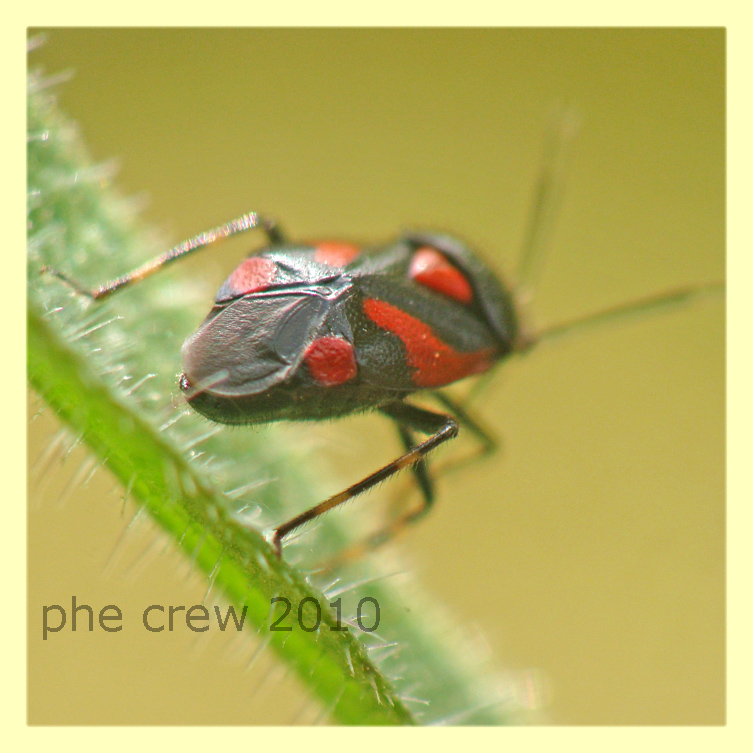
[400,231,521,354]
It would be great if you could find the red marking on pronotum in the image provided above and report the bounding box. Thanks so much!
[303,336,358,386]
[226,256,277,296]
[363,299,495,388]
[313,242,361,268]
[409,246,474,304]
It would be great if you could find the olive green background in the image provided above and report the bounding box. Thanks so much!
[28,28,724,725]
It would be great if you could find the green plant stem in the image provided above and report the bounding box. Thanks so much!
[28,62,522,726]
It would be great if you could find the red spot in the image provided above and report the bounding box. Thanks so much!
[363,299,495,388]
[313,241,361,268]
[226,256,277,295]
[304,336,358,387]
[409,246,473,304]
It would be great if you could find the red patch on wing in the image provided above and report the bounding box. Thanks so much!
[304,336,358,386]
[363,299,495,388]
[409,246,473,304]
[313,242,361,268]
[226,257,277,296]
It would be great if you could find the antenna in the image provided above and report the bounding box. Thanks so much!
[518,281,724,352]
[514,105,581,295]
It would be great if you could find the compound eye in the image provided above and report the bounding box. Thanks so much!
[408,246,474,305]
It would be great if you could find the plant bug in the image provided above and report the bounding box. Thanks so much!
[42,117,723,560]
[42,207,722,559]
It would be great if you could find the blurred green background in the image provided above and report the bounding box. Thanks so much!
[28,28,724,724]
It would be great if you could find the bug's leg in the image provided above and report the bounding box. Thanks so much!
[327,422,435,567]
[270,403,458,558]
[261,217,286,245]
[399,390,501,488]
[433,391,497,456]
[41,211,277,301]
[389,391,498,507]
[321,398,495,567]
[396,423,434,505]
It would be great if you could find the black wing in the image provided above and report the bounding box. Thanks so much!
[181,290,332,397]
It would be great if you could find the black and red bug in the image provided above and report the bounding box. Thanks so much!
[44,215,527,555]
[179,226,526,555]
[43,204,721,558]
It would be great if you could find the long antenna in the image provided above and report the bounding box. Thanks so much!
[518,280,724,352]
[515,106,580,294]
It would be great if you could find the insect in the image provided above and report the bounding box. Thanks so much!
[42,115,722,559]
[42,209,721,559]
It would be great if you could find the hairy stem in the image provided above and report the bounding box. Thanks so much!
[27,61,523,726]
